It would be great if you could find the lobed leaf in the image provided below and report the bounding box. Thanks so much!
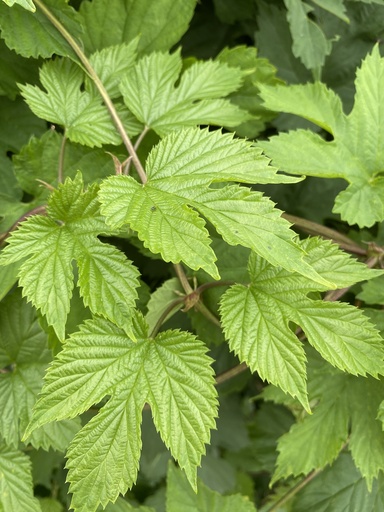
[0,291,80,451]
[119,50,250,135]
[258,81,346,135]
[26,315,218,509]
[2,0,35,12]
[284,0,332,70]
[292,453,384,512]
[0,0,82,59]
[220,284,309,411]
[259,46,384,227]
[66,391,145,512]
[0,173,140,339]
[19,58,124,147]
[221,238,384,407]
[273,360,384,489]
[99,126,332,286]
[87,39,139,98]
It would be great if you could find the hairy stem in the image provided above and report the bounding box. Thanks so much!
[0,205,47,247]
[174,263,194,294]
[34,0,147,184]
[283,213,367,256]
[264,470,320,512]
[149,296,185,338]
[215,362,248,385]
[125,126,150,175]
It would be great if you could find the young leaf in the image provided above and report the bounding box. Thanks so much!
[119,49,251,136]
[216,45,283,138]
[220,237,384,409]
[79,0,197,55]
[19,58,130,147]
[0,172,140,339]
[99,126,333,286]
[258,46,384,227]
[166,462,256,512]
[25,314,218,511]
[0,441,41,512]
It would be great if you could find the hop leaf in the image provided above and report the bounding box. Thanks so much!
[220,237,384,410]
[119,49,251,135]
[0,172,140,339]
[258,46,384,228]
[24,314,218,512]
[19,58,139,147]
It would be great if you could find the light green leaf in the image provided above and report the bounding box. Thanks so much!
[298,237,382,288]
[76,240,140,334]
[79,0,197,55]
[220,283,309,411]
[166,462,257,512]
[87,39,139,99]
[272,372,349,483]
[99,126,331,286]
[258,46,384,227]
[66,391,144,512]
[19,58,123,147]
[221,238,384,409]
[104,497,155,511]
[99,175,220,279]
[258,81,345,135]
[310,0,349,22]
[216,45,283,138]
[38,498,63,512]
[0,441,41,512]
[25,315,217,510]
[119,50,250,136]
[2,0,35,11]
[296,300,384,377]
[145,278,184,334]
[0,173,140,339]
[284,0,332,70]
[0,0,82,59]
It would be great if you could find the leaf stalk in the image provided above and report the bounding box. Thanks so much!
[34,0,147,184]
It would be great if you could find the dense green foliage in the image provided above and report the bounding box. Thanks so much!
[1,0,384,511]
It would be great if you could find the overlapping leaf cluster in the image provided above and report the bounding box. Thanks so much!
[1,0,384,510]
